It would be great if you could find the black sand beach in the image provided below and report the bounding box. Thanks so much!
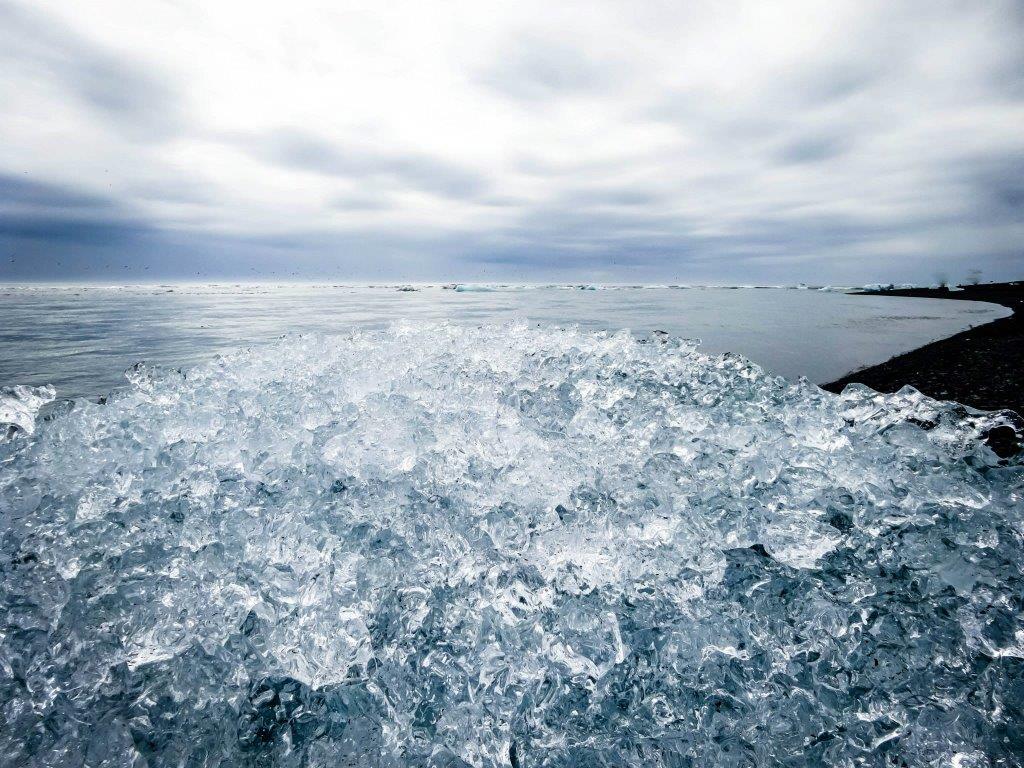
[823,281,1024,417]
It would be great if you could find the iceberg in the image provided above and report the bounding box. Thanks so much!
[0,322,1021,767]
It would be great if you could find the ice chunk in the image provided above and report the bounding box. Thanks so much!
[0,383,55,437]
[0,322,1020,767]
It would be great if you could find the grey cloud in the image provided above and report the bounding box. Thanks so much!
[471,244,676,270]
[258,130,487,199]
[513,152,644,181]
[128,179,213,205]
[479,35,615,102]
[486,184,665,218]
[648,56,883,146]
[478,195,524,208]
[715,214,901,254]
[0,220,468,282]
[561,187,664,208]
[330,193,394,212]
[0,1,182,140]
[775,135,850,165]
[2,2,1023,286]
[463,182,1021,281]
[0,174,115,213]
[965,153,1024,217]
[0,172,471,279]
[1,200,156,281]
[513,207,680,246]
[646,94,791,146]
[1,215,149,245]
[0,174,151,250]
[792,62,882,106]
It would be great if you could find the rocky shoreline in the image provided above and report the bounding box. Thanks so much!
[823,282,1023,452]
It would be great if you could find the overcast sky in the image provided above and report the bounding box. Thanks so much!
[1,0,1021,283]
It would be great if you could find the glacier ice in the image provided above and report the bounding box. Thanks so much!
[0,384,56,438]
[0,322,1021,767]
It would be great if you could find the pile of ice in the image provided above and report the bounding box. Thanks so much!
[1,323,1021,767]
[0,384,55,437]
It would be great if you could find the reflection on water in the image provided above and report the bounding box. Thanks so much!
[0,284,1009,399]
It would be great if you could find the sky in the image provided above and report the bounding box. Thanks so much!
[0,0,1022,284]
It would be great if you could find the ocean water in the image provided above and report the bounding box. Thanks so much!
[0,284,1010,399]
[1,323,1021,767]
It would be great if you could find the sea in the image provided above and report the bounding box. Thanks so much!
[0,283,1009,400]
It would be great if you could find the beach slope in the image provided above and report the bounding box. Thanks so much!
[823,282,1023,416]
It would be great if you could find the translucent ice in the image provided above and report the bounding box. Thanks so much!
[0,384,55,437]
[0,323,1021,767]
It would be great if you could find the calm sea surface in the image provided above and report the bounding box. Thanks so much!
[0,284,1009,400]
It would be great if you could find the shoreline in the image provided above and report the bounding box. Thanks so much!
[822,281,1024,418]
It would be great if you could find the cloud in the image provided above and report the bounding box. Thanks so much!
[962,152,1024,218]
[0,173,150,243]
[0,174,155,280]
[1,215,148,246]
[478,34,616,102]
[774,135,850,165]
[0,1,182,140]
[0,0,1022,283]
[329,193,394,212]
[0,174,115,213]
[251,130,487,200]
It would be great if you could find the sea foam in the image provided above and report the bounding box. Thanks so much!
[1,322,1021,766]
